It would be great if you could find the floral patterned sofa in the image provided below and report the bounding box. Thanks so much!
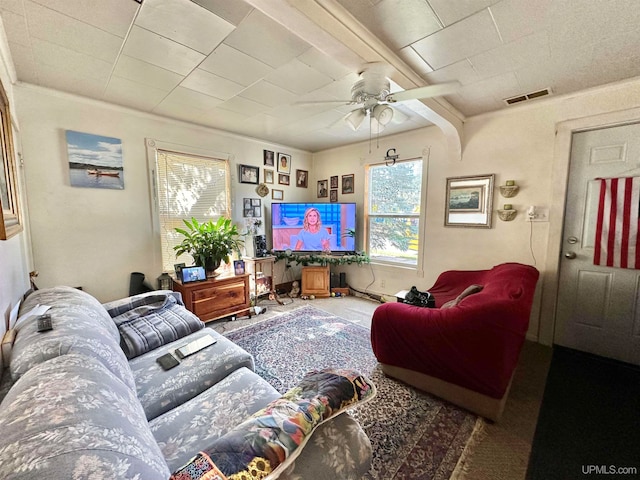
[0,286,372,479]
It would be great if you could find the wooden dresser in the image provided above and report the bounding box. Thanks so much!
[172,273,251,322]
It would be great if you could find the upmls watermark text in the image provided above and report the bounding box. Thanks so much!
[582,465,638,475]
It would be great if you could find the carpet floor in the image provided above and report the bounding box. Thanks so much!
[222,304,483,480]
[526,346,640,480]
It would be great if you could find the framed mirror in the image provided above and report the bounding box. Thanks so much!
[445,174,495,228]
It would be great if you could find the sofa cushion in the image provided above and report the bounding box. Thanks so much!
[104,291,204,359]
[150,366,281,472]
[129,329,254,420]
[11,286,135,390]
[0,353,170,479]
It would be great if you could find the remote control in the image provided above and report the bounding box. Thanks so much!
[36,314,53,332]
[175,335,217,359]
[157,352,180,370]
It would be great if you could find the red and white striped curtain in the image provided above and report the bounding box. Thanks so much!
[594,176,640,269]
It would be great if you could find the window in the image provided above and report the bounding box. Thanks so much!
[154,149,231,272]
[0,79,21,240]
[366,158,423,265]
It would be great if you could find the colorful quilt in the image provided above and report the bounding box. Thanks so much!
[170,368,376,480]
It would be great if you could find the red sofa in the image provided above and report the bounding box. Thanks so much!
[371,263,539,421]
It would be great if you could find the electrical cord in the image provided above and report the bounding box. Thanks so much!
[529,219,537,266]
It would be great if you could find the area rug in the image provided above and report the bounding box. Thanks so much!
[225,305,483,480]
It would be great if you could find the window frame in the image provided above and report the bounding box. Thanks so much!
[0,79,21,240]
[364,156,428,270]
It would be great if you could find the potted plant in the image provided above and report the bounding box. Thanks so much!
[174,217,244,277]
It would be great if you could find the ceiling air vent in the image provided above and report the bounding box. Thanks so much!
[504,88,552,106]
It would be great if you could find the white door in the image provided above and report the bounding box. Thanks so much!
[555,122,640,365]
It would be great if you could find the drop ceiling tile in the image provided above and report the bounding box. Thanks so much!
[29,0,138,38]
[239,80,296,108]
[8,41,39,83]
[366,0,442,49]
[427,0,498,26]
[25,1,123,63]
[0,0,25,16]
[398,46,434,76]
[223,9,310,68]
[411,9,502,70]
[197,107,250,130]
[122,26,205,76]
[104,75,168,111]
[135,0,234,55]
[425,59,479,86]
[190,0,253,27]
[112,55,184,91]
[200,43,273,87]
[297,48,351,81]
[36,63,107,99]
[181,68,245,100]
[490,0,554,44]
[31,38,112,82]
[264,58,333,95]
[1,9,29,47]
[153,86,223,114]
[216,95,270,116]
[459,71,521,102]
[469,31,550,80]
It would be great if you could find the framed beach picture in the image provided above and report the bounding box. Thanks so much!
[66,130,124,190]
[445,174,494,228]
[239,164,259,184]
[277,152,291,174]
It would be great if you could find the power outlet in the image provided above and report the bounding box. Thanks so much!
[380,279,386,288]
[527,207,549,222]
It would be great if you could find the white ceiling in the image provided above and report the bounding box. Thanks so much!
[1,0,640,152]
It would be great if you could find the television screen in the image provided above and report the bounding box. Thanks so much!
[271,203,356,253]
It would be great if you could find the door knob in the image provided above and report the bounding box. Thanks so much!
[564,251,577,259]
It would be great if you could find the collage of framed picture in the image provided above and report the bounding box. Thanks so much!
[318,174,354,201]
[243,198,262,217]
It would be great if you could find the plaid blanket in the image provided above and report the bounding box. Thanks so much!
[105,291,204,359]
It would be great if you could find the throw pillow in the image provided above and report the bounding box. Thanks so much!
[440,284,484,309]
[170,368,376,480]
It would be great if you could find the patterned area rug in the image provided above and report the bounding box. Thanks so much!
[225,305,482,480]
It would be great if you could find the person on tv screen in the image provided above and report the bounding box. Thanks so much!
[295,207,330,251]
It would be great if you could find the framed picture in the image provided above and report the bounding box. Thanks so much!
[264,169,274,184]
[341,174,354,194]
[330,189,338,202]
[252,198,262,217]
[445,174,495,228]
[277,152,291,174]
[239,164,259,184]
[278,173,290,185]
[67,130,124,190]
[317,179,328,198]
[272,189,284,200]
[263,150,275,166]
[296,169,308,188]
[234,260,245,275]
[330,175,338,189]
[0,86,21,240]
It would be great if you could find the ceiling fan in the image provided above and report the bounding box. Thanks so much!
[299,62,459,133]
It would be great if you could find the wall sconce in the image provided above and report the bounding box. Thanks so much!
[497,204,517,221]
[499,180,519,198]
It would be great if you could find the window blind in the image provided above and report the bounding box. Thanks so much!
[156,150,230,271]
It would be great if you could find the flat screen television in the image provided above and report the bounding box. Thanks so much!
[271,202,356,253]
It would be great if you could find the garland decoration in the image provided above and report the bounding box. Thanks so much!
[273,250,370,267]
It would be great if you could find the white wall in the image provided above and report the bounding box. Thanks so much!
[313,77,640,342]
[15,84,312,303]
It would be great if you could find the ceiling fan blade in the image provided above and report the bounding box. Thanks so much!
[386,82,460,102]
[294,99,354,106]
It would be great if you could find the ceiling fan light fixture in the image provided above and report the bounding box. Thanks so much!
[345,109,366,130]
[372,104,393,126]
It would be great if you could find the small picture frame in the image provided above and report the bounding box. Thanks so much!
[243,198,261,217]
[239,164,259,184]
[277,152,291,174]
[330,175,338,189]
[330,189,338,202]
[342,174,354,194]
[317,179,328,198]
[278,174,290,185]
[264,169,274,184]
[272,189,284,200]
[296,169,308,188]
[234,260,245,275]
[174,263,186,277]
[263,150,275,166]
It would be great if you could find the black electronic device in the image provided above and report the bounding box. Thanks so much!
[157,352,180,370]
[36,314,53,332]
[181,266,207,283]
[253,235,268,257]
[175,335,217,359]
[330,272,339,288]
[339,272,347,288]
